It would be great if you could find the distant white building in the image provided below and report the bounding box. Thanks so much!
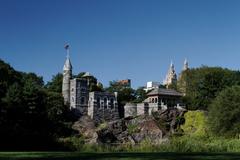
[163,60,189,88]
[144,81,160,92]
[163,61,177,88]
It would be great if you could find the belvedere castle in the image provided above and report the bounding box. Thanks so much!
[62,45,119,123]
[62,45,187,121]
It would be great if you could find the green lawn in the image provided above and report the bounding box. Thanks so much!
[1,152,240,160]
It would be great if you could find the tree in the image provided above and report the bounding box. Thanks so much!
[208,85,240,137]
[46,92,65,121]
[45,73,63,93]
[178,66,240,110]
[0,59,75,150]
[0,59,21,103]
[133,87,147,103]
[106,81,136,118]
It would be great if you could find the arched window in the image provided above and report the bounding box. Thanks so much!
[81,97,85,105]
[110,98,114,109]
[155,98,158,103]
[152,98,154,103]
[72,97,74,102]
[97,97,101,108]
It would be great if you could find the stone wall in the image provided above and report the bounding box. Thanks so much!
[137,103,148,116]
[124,102,166,117]
[124,103,137,118]
[88,91,119,124]
[148,103,159,115]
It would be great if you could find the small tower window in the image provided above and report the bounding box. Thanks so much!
[97,97,101,108]
[81,97,85,105]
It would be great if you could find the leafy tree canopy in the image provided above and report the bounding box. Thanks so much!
[208,85,240,137]
[45,73,63,93]
[178,66,240,110]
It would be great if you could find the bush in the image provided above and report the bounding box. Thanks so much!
[181,110,208,137]
[208,85,240,137]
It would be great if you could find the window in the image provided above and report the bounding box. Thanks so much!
[155,98,158,103]
[72,97,74,102]
[97,97,101,108]
[151,98,154,103]
[110,98,114,109]
[81,88,85,92]
[104,98,107,108]
[81,97,85,105]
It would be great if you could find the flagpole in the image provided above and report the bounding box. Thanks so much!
[65,43,70,58]
[67,47,70,59]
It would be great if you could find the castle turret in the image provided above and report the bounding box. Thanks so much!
[164,61,177,89]
[62,44,72,105]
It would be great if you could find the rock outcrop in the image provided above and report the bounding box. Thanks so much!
[72,108,187,145]
[72,116,98,144]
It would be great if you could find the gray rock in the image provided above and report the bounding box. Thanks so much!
[72,116,98,144]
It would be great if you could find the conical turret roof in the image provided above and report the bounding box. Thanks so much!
[63,57,72,71]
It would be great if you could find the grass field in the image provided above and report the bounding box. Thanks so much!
[1,152,240,160]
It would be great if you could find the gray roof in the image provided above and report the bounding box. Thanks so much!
[82,72,93,77]
[63,57,72,70]
[147,88,183,97]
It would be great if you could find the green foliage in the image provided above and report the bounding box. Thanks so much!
[60,135,240,153]
[46,92,66,121]
[97,122,108,131]
[45,73,63,93]
[0,59,74,150]
[162,136,240,152]
[60,136,85,151]
[178,66,240,110]
[106,81,136,118]
[208,85,240,137]
[181,111,208,137]
[133,87,147,103]
[75,72,86,78]
[167,83,177,90]
[127,124,139,134]
[0,59,21,102]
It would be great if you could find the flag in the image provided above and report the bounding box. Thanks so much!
[64,44,70,50]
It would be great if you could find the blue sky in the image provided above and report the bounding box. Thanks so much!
[1,0,240,88]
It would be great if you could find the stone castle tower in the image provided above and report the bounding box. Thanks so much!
[62,44,72,105]
[164,61,177,88]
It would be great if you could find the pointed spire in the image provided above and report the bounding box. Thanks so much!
[183,58,188,71]
[163,61,177,87]
[63,43,72,71]
[170,60,175,71]
[170,60,174,70]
